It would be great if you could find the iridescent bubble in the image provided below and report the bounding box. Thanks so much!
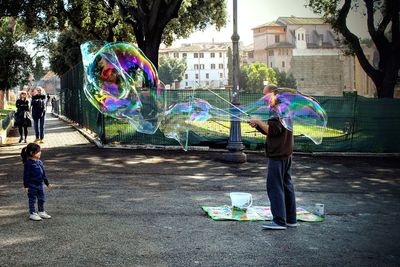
[239,91,328,144]
[81,41,165,134]
[81,42,327,149]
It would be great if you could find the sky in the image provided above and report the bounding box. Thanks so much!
[171,0,369,47]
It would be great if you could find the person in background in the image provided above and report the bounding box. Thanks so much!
[15,91,31,143]
[31,87,47,143]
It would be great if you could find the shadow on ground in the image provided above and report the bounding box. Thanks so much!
[1,133,400,266]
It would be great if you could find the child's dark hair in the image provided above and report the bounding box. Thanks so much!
[21,143,41,163]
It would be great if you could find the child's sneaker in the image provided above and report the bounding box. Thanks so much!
[38,211,51,219]
[39,139,44,143]
[261,221,287,230]
[34,138,40,143]
[29,212,42,221]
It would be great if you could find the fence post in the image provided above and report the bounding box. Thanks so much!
[97,112,106,144]
[350,94,358,151]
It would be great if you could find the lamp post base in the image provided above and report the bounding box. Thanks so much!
[223,150,247,163]
[224,140,247,163]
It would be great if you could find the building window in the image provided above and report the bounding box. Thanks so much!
[206,73,209,79]
[249,51,254,58]
[268,50,274,56]
[302,33,304,41]
[211,52,215,58]
[185,82,188,86]
[199,52,204,58]
[185,74,188,79]
[219,73,223,78]
[219,52,222,58]
[282,61,285,68]
[173,52,179,58]
[200,64,205,69]
[270,62,273,67]
[211,64,216,69]
[195,73,199,79]
[218,64,224,69]
[194,53,198,58]
[297,33,300,40]
[206,81,209,86]
[182,53,187,58]
[194,64,199,70]
[275,35,280,43]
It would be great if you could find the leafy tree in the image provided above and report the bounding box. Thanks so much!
[32,56,48,81]
[274,68,297,89]
[3,0,227,70]
[158,56,187,85]
[239,62,277,92]
[118,0,227,67]
[0,17,32,109]
[49,30,84,76]
[307,0,400,98]
[227,46,233,86]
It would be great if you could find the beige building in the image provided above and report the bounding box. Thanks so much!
[251,16,377,97]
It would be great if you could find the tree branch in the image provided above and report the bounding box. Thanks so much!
[337,0,381,83]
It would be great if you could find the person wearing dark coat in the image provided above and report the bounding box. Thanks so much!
[31,87,47,143]
[15,91,31,143]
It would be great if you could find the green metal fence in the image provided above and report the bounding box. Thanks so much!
[59,63,400,153]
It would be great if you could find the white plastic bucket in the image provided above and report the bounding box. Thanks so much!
[230,192,253,210]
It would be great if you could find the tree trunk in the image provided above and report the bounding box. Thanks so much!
[0,90,5,110]
[376,58,398,98]
[141,34,162,69]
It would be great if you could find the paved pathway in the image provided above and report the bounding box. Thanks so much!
[5,109,90,149]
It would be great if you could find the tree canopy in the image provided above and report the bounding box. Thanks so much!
[307,0,400,98]
[3,0,227,74]
[275,69,297,89]
[240,62,277,93]
[158,56,187,86]
[0,18,31,90]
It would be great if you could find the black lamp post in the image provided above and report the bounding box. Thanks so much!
[224,0,247,163]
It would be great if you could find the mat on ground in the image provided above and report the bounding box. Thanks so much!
[201,206,324,222]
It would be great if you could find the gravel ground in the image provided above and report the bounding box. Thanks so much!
[1,142,399,266]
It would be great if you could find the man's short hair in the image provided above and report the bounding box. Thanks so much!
[263,84,278,94]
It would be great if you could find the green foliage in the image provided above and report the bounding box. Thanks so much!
[32,56,48,80]
[239,62,277,92]
[161,0,227,46]
[49,30,83,76]
[275,68,297,89]
[158,56,187,85]
[0,18,32,91]
[9,0,226,71]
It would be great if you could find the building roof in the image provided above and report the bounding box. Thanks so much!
[265,42,295,49]
[277,16,326,25]
[252,21,284,29]
[160,42,231,53]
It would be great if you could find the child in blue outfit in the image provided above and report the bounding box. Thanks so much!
[21,143,53,221]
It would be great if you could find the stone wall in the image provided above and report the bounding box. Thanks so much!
[290,55,343,96]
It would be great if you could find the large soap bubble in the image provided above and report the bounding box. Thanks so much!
[81,42,328,150]
[81,41,166,134]
[236,90,328,144]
